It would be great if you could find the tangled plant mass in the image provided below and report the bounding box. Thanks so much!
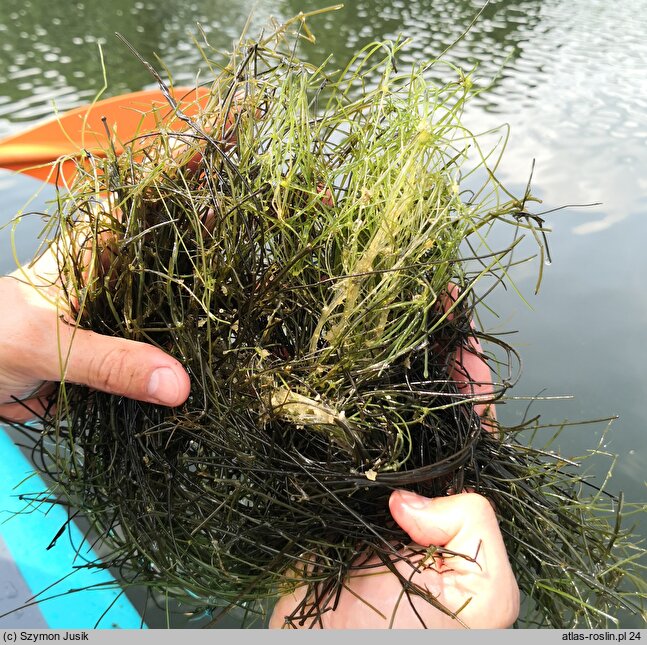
[11,11,645,628]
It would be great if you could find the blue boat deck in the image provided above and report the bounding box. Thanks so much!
[0,425,145,629]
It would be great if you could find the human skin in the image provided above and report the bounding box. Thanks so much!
[0,233,493,425]
[270,491,520,629]
[0,93,494,425]
[0,252,190,422]
[0,225,513,629]
[0,101,255,423]
[270,368,515,631]
[270,290,515,629]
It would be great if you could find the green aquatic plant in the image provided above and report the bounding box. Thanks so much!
[6,10,645,628]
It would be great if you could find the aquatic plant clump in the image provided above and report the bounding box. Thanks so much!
[17,15,645,628]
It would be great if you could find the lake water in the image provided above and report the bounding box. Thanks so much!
[0,0,645,628]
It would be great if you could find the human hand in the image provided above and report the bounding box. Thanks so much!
[442,283,498,425]
[0,250,190,423]
[270,286,510,629]
[270,490,519,629]
[0,101,268,425]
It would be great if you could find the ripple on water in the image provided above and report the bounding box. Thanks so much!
[0,0,645,203]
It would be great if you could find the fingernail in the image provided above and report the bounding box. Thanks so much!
[396,490,428,510]
[147,367,181,405]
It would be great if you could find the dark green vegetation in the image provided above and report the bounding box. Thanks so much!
[12,11,645,628]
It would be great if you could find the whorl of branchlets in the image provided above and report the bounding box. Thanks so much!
[15,16,645,628]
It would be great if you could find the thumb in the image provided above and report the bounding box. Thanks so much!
[58,327,191,407]
[389,490,503,563]
[389,490,471,547]
[389,490,520,627]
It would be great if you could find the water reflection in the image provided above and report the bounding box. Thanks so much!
[0,0,560,129]
[2,0,644,230]
[0,0,264,127]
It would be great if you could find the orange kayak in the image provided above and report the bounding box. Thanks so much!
[0,86,210,184]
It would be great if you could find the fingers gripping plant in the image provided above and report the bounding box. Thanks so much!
[13,11,645,628]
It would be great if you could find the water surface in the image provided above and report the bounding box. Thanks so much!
[0,0,645,627]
